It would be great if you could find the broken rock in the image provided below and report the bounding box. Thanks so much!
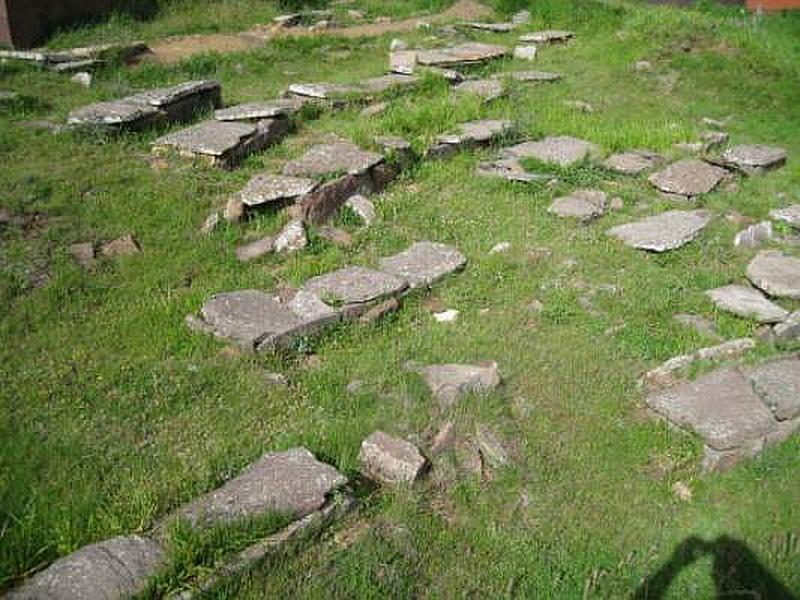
[410,361,501,406]
[359,431,427,484]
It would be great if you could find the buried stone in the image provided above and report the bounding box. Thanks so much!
[359,431,427,484]
[648,159,729,199]
[746,250,800,300]
[606,210,712,252]
[379,241,467,289]
[603,150,661,175]
[548,189,607,222]
[502,136,600,168]
[408,361,501,406]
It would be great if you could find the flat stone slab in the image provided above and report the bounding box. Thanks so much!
[302,266,408,306]
[746,250,800,299]
[706,284,788,323]
[746,358,800,421]
[437,119,513,147]
[769,204,800,229]
[359,431,427,484]
[519,30,574,43]
[646,367,776,451]
[648,159,729,198]
[606,209,712,252]
[67,99,163,129]
[491,70,562,83]
[453,78,505,101]
[215,98,305,121]
[603,150,661,175]
[460,21,516,32]
[9,535,165,600]
[238,174,317,207]
[548,189,607,221]
[415,43,508,67]
[359,74,418,94]
[194,289,339,350]
[721,144,787,172]
[169,448,346,527]
[476,157,550,183]
[503,136,600,167]
[410,362,501,406]
[126,80,219,108]
[379,241,467,288]
[283,142,384,177]
[287,82,363,100]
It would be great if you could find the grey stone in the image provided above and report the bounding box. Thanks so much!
[476,158,550,183]
[283,142,383,178]
[236,237,274,262]
[194,289,339,350]
[512,10,531,24]
[513,45,538,61]
[345,195,376,224]
[460,21,516,32]
[673,313,721,340]
[379,241,466,288]
[519,30,574,43]
[606,210,712,252]
[98,234,141,258]
[273,219,307,253]
[302,266,408,307]
[490,241,511,254]
[215,99,304,121]
[359,431,427,484]
[734,221,774,248]
[389,50,418,75]
[548,189,607,221]
[706,285,788,323]
[646,367,776,451]
[359,74,418,94]
[286,82,362,100]
[70,72,92,87]
[746,357,800,421]
[491,70,562,83]
[453,78,505,101]
[67,99,163,130]
[648,159,729,198]
[291,172,375,224]
[435,119,513,150]
[603,150,661,175]
[770,204,800,229]
[238,174,317,208]
[475,425,510,468]
[746,250,800,299]
[68,242,96,269]
[410,361,501,406]
[223,196,245,223]
[124,80,221,118]
[168,448,346,527]
[721,144,787,172]
[642,339,755,389]
[390,39,408,51]
[415,43,508,68]
[318,226,353,248]
[774,311,800,342]
[8,535,164,600]
[503,136,600,167]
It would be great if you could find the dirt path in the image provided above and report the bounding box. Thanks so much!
[142,0,492,64]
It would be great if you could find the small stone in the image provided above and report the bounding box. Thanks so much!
[702,116,729,128]
[673,313,721,340]
[513,46,538,61]
[433,309,459,323]
[390,39,408,51]
[648,159,729,199]
[527,299,544,313]
[610,197,624,210]
[70,71,92,87]
[409,361,501,406]
[603,150,661,175]
[361,102,388,117]
[769,205,800,229]
[359,431,427,484]
[512,10,531,24]
[453,78,505,102]
[264,372,288,386]
[746,357,800,421]
[201,211,220,234]
[606,210,712,252]
[734,221,773,249]
[379,241,466,289]
[270,220,305,254]
[224,196,245,223]
[435,119,513,151]
[503,136,600,167]
[346,380,364,394]
[563,100,594,113]
[490,241,511,254]
[389,50,418,75]
[773,311,800,342]
[721,144,787,173]
[236,236,274,262]
[359,297,400,324]
[317,226,353,247]
[548,189,607,222]
[672,481,693,502]
[634,60,652,71]
[702,130,729,149]
[98,234,141,258]
[345,195,376,225]
[746,250,800,299]
[706,285,788,323]
[475,425,510,468]
[68,242,96,268]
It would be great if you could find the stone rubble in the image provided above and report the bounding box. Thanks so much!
[513,46,538,61]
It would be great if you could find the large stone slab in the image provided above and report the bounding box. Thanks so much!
[409,362,501,406]
[287,82,363,101]
[519,30,574,43]
[415,43,508,67]
[283,142,384,178]
[648,159,728,199]
[746,357,800,421]
[645,368,776,451]
[606,209,712,252]
[769,204,800,229]
[721,144,787,173]
[602,150,661,175]
[746,250,800,299]
[453,78,505,102]
[706,285,788,323]
[359,431,427,484]
[548,189,607,221]
[379,241,467,288]
[8,536,164,600]
[67,100,163,130]
[238,174,317,208]
[152,119,286,168]
[503,136,599,167]
[215,98,305,121]
[302,266,408,307]
[192,289,339,350]
[169,448,346,527]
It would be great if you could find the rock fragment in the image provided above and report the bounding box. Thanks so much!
[409,362,501,406]
[359,432,427,484]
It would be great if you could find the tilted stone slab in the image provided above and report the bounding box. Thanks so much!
[491,70,562,83]
[238,174,318,208]
[302,266,408,307]
[168,448,347,527]
[606,210,712,252]
[283,142,384,178]
[379,241,467,288]
[127,80,220,111]
[8,536,165,600]
[706,285,789,323]
[769,204,800,229]
[359,431,427,484]
[502,136,600,167]
[152,119,286,168]
[415,43,508,67]
[746,357,800,421]
[721,144,787,173]
[409,362,501,406]
[746,250,800,300]
[603,150,661,175]
[215,98,305,121]
[67,100,163,130]
[548,189,607,221]
[646,368,777,451]
[519,30,574,43]
[453,78,505,102]
[648,159,728,198]
[193,289,339,350]
[291,172,375,224]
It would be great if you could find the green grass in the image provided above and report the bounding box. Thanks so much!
[2,0,800,597]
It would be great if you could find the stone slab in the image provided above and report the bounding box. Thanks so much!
[548,189,607,221]
[302,266,408,306]
[359,431,427,484]
[415,43,508,67]
[460,21,516,32]
[519,30,574,43]
[67,99,163,129]
[602,150,661,175]
[502,136,599,167]
[648,159,728,198]
[721,144,787,172]
[645,367,777,451]
[706,285,788,323]
[769,204,800,229]
[476,158,550,183]
[169,448,346,527]
[8,536,164,600]
[746,357,800,421]
[606,209,712,252]
[491,70,562,83]
[453,78,505,102]
[434,119,513,153]
[283,142,384,178]
[410,362,501,406]
[215,99,305,121]
[359,74,418,94]
[238,174,317,207]
[746,250,800,299]
[379,241,467,288]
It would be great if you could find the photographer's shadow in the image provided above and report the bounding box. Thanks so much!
[634,535,797,599]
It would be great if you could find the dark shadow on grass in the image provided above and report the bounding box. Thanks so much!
[634,535,797,599]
